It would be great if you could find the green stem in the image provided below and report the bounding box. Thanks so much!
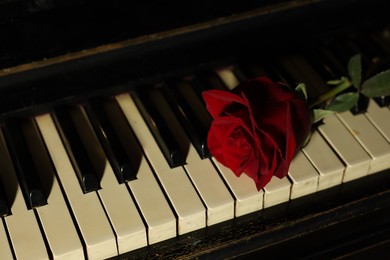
[309,78,352,108]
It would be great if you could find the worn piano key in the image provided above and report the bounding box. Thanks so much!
[0,178,11,217]
[365,99,390,142]
[337,110,390,174]
[318,114,371,182]
[212,159,264,217]
[35,114,117,260]
[0,129,49,259]
[152,87,234,226]
[66,106,148,253]
[54,107,100,193]
[116,93,206,235]
[162,82,211,158]
[134,89,185,168]
[287,151,319,199]
[302,131,345,191]
[2,120,47,209]
[102,101,176,244]
[263,176,291,208]
[85,99,137,183]
[0,220,13,259]
[22,118,84,259]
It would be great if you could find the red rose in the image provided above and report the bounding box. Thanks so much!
[202,77,312,190]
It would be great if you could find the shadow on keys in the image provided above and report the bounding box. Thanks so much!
[1,118,53,211]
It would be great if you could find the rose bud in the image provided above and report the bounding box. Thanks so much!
[202,77,312,190]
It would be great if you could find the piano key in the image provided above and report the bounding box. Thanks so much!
[179,80,214,134]
[85,99,137,183]
[287,151,319,199]
[35,114,117,260]
[317,46,348,77]
[336,110,390,174]
[116,93,206,235]
[0,220,14,260]
[0,178,11,217]
[301,131,345,191]
[317,114,371,182]
[365,99,390,142]
[286,54,329,95]
[54,107,100,193]
[212,159,264,217]
[153,87,234,226]
[99,96,176,245]
[108,110,176,245]
[277,56,319,97]
[201,71,230,90]
[134,89,185,168]
[22,118,84,260]
[2,120,47,209]
[263,176,291,208]
[0,129,49,259]
[215,67,241,89]
[66,106,148,253]
[303,48,340,81]
[162,83,211,158]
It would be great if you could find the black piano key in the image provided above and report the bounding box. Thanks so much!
[85,99,137,183]
[2,120,47,209]
[133,88,185,168]
[54,107,100,193]
[162,83,211,158]
[0,178,11,216]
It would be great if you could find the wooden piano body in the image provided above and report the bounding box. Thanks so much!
[0,0,389,259]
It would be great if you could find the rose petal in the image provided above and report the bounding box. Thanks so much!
[202,90,247,118]
[208,116,257,175]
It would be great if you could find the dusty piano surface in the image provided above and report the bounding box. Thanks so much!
[0,0,390,259]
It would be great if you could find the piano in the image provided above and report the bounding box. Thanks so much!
[0,0,389,259]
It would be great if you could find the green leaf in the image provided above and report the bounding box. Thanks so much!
[295,83,308,100]
[361,70,390,97]
[348,54,362,89]
[326,92,359,112]
[313,109,335,124]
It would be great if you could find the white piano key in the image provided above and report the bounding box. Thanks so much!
[318,114,371,182]
[288,151,319,199]
[150,88,234,226]
[215,67,241,90]
[127,158,177,245]
[212,159,264,217]
[184,145,235,226]
[103,99,176,245]
[365,99,390,142]
[263,176,291,208]
[35,114,117,260]
[116,93,206,235]
[70,106,148,254]
[22,119,84,260]
[0,220,14,260]
[302,131,345,191]
[0,129,48,260]
[337,110,390,174]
